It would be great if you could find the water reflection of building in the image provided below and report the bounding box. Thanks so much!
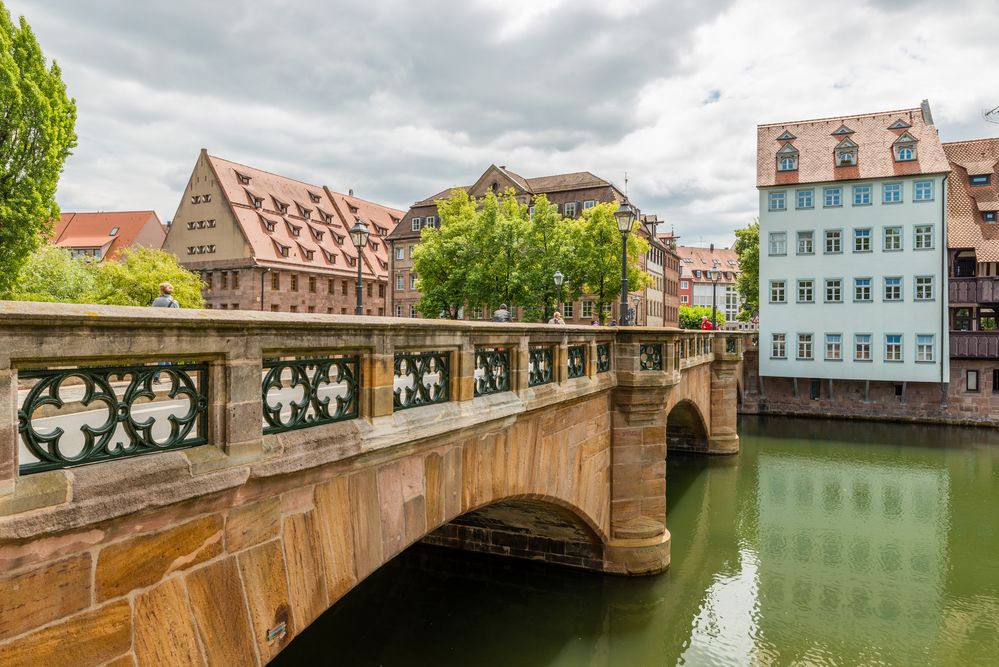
[754,451,949,663]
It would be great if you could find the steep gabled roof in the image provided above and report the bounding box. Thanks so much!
[757,105,950,187]
[205,153,403,278]
[53,210,164,261]
[944,137,999,261]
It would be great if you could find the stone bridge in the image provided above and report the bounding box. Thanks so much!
[0,303,746,666]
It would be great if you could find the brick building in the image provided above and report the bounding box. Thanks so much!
[163,150,403,313]
[672,244,741,322]
[53,211,165,261]
[387,164,676,326]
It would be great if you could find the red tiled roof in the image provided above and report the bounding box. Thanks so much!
[757,105,950,187]
[944,137,999,261]
[674,245,740,283]
[53,211,164,261]
[206,155,403,279]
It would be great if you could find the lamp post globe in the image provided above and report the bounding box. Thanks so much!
[349,219,371,316]
[614,199,636,325]
[707,267,722,330]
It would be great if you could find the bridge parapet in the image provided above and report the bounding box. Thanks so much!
[0,303,743,667]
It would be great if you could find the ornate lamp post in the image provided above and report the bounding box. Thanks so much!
[349,219,370,315]
[707,267,722,330]
[553,270,564,315]
[614,199,637,326]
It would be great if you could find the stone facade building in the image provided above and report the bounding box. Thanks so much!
[53,211,165,261]
[387,164,677,326]
[163,150,403,313]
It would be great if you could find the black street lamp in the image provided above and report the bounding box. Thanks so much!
[349,218,370,315]
[707,267,721,330]
[553,270,564,314]
[614,199,636,326]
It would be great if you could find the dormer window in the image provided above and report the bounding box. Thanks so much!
[303,249,314,261]
[888,119,912,130]
[371,242,379,251]
[776,144,798,171]
[776,130,796,141]
[278,203,288,214]
[835,137,858,167]
[324,249,338,264]
[312,227,325,242]
[832,124,855,136]
[893,132,918,161]
[109,227,119,236]
[235,171,251,185]
[287,222,301,237]
[971,174,992,186]
[252,196,263,209]
[298,204,312,219]
[308,191,322,203]
[983,211,997,223]
[347,256,357,267]
[263,218,276,232]
[334,234,344,245]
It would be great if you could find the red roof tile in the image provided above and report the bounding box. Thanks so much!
[53,211,165,261]
[757,105,950,187]
[944,137,999,261]
[206,155,403,279]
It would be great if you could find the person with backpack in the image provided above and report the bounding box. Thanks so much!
[152,282,180,308]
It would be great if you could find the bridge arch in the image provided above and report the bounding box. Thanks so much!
[666,399,709,452]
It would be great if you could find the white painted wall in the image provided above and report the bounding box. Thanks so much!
[759,174,949,383]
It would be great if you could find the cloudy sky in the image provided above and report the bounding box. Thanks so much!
[8,0,999,247]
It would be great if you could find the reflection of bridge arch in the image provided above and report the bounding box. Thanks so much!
[667,399,709,452]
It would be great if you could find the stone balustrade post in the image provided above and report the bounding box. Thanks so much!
[370,332,395,418]
[707,335,742,455]
[513,334,530,395]
[455,335,476,402]
[0,358,16,495]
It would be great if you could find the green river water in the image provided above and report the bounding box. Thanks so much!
[274,416,999,666]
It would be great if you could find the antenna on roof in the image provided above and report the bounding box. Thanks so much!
[985,105,999,125]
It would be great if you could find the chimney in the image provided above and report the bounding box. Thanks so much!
[348,188,354,197]
[710,243,714,252]
[921,99,934,125]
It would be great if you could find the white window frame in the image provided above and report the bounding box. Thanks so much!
[583,200,596,209]
[916,334,935,362]
[884,226,903,251]
[796,189,814,209]
[853,185,872,206]
[797,334,813,360]
[582,301,594,318]
[395,247,405,260]
[914,275,934,301]
[824,230,842,254]
[564,202,578,217]
[823,187,842,207]
[768,191,787,212]
[797,231,814,255]
[411,217,422,232]
[882,182,903,204]
[797,279,814,303]
[771,333,786,359]
[769,232,787,256]
[854,278,872,302]
[914,180,934,201]
[563,302,574,318]
[825,334,842,361]
[395,274,404,291]
[855,334,872,361]
[884,277,903,302]
[914,225,934,250]
[885,334,903,362]
[824,278,842,303]
[853,228,872,253]
[770,280,786,303]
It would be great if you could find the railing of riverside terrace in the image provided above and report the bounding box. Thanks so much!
[3,304,728,481]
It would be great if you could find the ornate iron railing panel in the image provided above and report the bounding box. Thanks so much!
[726,337,737,354]
[394,351,450,410]
[528,346,554,386]
[596,343,611,373]
[474,348,510,397]
[262,355,359,434]
[16,363,209,475]
[640,344,663,371]
[568,345,587,379]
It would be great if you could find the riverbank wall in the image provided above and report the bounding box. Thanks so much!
[739,347,999,427]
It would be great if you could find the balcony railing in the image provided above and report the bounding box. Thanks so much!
[950,331,999,359]
[949,276,999,304]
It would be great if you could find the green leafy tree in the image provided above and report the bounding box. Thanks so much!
[412,190,480,318]
[679,304,726,329]
[568,203,650,324]
[0,4,77,297]
[734,220,759,321]
[7,244,96,302]
[87,247,205,308]
[519,194,571,321]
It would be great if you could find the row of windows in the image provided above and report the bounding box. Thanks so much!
[770,333,936,363]
[202,270,240,291]
[768,225,934,255]
[262,271,385,298]
[769,276,935,303]
[410,216,439,232]
[767,181,934,212]
[395,272,418,291]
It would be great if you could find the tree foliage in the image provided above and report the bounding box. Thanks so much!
[412,191,649,322]
[6,245,205,308]
[0,3,77,297]
[679,304,726,330]
[734,220,759,321]
[5,243,96,302]
[88,246,205,308]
